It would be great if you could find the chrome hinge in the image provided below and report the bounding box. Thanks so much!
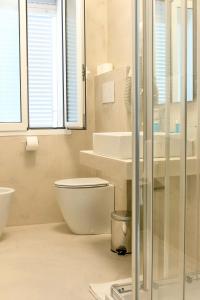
[82,64,86,81]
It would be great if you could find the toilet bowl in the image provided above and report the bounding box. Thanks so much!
[54,178,114,234]
[0,187,15,237]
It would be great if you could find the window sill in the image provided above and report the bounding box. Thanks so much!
[0,128,72,137]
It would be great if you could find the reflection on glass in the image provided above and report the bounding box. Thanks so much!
[177,7,193,102]
[154,0,167,105]
[0,0,21,123]
[154,0,194,104]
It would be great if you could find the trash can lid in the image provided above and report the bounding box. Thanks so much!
[111,211,132,221]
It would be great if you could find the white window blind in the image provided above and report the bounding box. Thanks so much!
[177,7,193,102]
[28,0,64,128]
[154,0,167,105]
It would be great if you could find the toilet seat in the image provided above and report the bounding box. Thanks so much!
[54,177,109,189]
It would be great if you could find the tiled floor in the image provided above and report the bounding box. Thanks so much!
[0,223,131,300]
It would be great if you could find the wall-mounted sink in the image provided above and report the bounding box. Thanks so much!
[93,132,195,159]
[93,132,132,159]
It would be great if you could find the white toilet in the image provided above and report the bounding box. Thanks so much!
[54,178,114,234]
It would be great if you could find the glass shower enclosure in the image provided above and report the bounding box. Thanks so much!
[132,0,200,299]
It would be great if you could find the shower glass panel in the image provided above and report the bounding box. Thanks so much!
[152,1,200,299]
[185,1,200,300]
[152,0,187,299]
[133,0,199,299]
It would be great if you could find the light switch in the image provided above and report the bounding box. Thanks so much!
[102,80,115,104]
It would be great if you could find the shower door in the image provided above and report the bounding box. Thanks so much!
[133,0,200,299]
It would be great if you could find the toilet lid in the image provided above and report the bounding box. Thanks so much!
[54,178,109,188]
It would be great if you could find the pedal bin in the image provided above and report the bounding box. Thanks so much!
[111,211,132,255]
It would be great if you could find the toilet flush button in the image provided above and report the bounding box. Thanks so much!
[102,81,115,104]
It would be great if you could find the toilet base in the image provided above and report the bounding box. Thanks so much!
[56,184,114,235]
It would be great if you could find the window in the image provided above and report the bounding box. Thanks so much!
[0,0,86,132]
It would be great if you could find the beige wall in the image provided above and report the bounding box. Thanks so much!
[87,0,133,71]
[107,0,132,68]
[0,133,93,226]
[93,0,133,133]
[85,0,108,73]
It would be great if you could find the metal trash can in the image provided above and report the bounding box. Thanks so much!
[111,211,132,255]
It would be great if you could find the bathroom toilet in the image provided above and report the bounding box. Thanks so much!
[54,178,114,234]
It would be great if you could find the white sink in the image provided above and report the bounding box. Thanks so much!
[93,132,195,159]
[93,132,132,159]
